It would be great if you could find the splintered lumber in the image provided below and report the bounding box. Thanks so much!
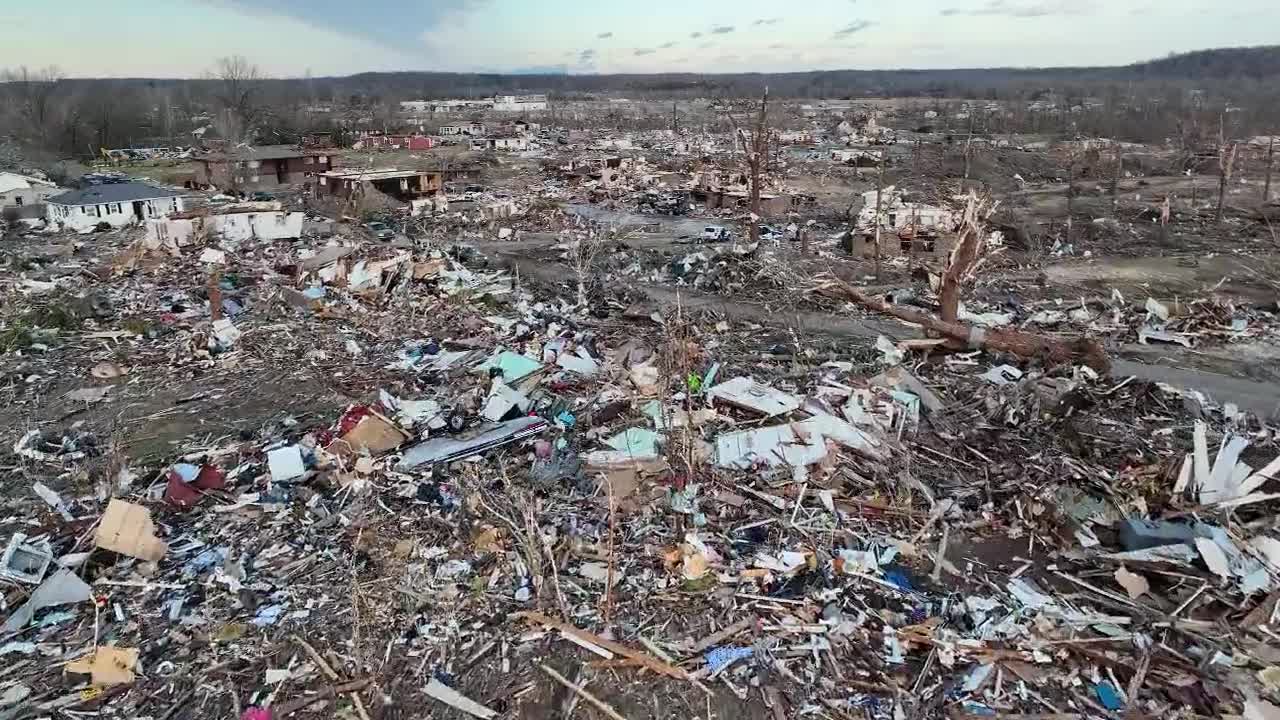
[515,611,689,679]
[423,678,498,719]
[539,665,631,720]
[817,277,1110,374]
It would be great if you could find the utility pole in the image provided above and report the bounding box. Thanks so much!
[964,111,975,181]
[1065,154,1075,247]
[1265,136,1274,203]
[873,151,886,279]
[1111,143,1122,216]
[671,99,678,134]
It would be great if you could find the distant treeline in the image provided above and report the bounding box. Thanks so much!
[2,46,1278,165]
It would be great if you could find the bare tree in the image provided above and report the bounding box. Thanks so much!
[1,66,62,146]
[719,87,771,245]
[212,56,264,143]
[565,226,614,308]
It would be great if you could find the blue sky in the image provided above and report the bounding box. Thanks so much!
[2,0,1272,77]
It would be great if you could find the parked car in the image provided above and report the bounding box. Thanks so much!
[365,221,394,241]
[701,225,732,242]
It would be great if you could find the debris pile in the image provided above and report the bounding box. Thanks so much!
[3,211,1280,720]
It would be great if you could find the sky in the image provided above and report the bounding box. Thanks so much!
[1,0,1274,78]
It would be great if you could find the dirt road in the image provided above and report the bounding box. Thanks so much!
[497,251,1280,419]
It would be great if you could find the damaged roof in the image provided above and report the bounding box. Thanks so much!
[47,182,182,206]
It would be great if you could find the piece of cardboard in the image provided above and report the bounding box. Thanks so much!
[94,499,167,562]
[335,411,409,456]
[66,646,139,686]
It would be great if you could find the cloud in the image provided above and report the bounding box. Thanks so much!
[598,31,613,38]
[710,25,735,34]
[753,18,781,25]
[769,43,786,49]
[207,0,489,54]
[634,48,655,56]
[579,48,597,61]
[690,31,703,38]
[698,41,714,49]
[833,20,874,37]
[941,0,1094,17]
[660,41,677,49]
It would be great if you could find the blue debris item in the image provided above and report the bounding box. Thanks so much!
[171,463,201,482]
[883,569,913,592]
[186,547,229,574]
[556,411,576,429]
[475,350,542,382]
[960,701,997,716]
[1095,682,1123,711]
[705,645,753,673]
[251,604,286,627]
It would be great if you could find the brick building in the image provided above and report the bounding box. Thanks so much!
[193,145,333,191]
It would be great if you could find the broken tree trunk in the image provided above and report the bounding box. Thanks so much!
[818,277,1110,374]
[1217,142,1238,223]
[938,196,984,323]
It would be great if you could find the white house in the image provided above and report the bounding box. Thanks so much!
[856,186,954,233]
[474,136,530,152]
[0,172,60,219]
[46,182,184,232]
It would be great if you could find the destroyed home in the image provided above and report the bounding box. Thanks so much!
[688,169,792,215]
[352,132,435,151]
[399,95,547,113]
[851,185,957,256]
[438,122,486,137]
[318,168,444,204]
[192,144,332,190]
[473,135,530,152]
[45,181,184,231]
[144,202,303,249]
[0,170,59,219]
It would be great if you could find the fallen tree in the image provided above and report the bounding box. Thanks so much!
[818,191,1111,374]
[816,276,1111,373]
